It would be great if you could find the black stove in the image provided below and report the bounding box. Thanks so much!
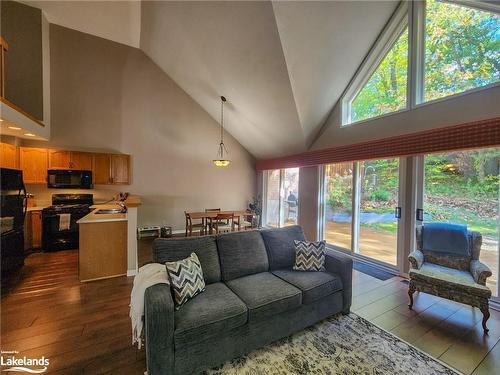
[42,194,94,251]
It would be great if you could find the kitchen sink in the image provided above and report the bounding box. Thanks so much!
[94,208,125,214]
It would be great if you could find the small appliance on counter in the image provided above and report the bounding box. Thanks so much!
[42,194,94,251]
[1,168,28,277]
[47,169,93,189]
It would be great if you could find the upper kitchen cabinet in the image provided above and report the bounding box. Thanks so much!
[0,142,19,169]
[19,147,47,184]
[48,150,93,170]
[1,1,44,121]
[93,153,131,185]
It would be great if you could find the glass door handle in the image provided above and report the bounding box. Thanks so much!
[395,207,402,219]
[416,208,424,221]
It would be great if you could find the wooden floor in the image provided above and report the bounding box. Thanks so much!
[1,243,499,374]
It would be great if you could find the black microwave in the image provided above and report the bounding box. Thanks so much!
[47,170,93,189]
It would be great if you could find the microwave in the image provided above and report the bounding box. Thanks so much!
[47,170,93,189]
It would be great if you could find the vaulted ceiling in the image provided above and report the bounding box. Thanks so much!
[25,0,399,159]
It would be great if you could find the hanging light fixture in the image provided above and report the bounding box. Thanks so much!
[213,96,231,167]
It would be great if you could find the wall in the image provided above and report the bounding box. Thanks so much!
[298,166,319,241]
[312,84,500,150]
[1,1,44,120]
[24,24,256,230]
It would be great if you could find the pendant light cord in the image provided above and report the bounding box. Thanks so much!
[220,97,224,145]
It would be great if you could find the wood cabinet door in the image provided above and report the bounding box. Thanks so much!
[70,152,93,170]
[19,148,48,184]
[48,150,71,169]
[31,211,42,249]
[24,212,32,250]
[93,154,111,184]
[111,155,130,184]
[0,142,19,169]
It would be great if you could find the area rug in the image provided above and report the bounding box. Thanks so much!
[206,313,459,375]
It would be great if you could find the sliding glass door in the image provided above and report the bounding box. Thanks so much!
[322,158,402,267]
[264,168,300,228]
[421,148,500,299]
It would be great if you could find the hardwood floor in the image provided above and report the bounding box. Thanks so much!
[1,244,499,374]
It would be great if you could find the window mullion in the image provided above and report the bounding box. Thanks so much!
[409,0,426,107]
[352,162,361,253]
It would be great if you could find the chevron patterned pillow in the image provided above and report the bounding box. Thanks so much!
[293,240,326,271]
[165,252,206,310]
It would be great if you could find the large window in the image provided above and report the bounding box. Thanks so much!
[322,159,401,266]
[424,0,500,102]
[423,147,500,296]
[264,168,299,228]
[351,28,409,123]
[342,1,500,125]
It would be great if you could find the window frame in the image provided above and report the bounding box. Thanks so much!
[262,168,300,228]
[341,0,500,126]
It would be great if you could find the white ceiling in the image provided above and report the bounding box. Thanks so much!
[25,0,399,159]
[22,0,141,47]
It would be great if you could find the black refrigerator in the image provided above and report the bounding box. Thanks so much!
[1,168,27,277]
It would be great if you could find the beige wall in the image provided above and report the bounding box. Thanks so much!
[298,166,319,241]
[24,24,256,230]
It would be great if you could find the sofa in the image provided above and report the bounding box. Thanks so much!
[144,225,353,375]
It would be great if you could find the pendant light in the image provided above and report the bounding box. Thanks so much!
[213,96,231,167]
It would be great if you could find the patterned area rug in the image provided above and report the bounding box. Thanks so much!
[206,313,459,375]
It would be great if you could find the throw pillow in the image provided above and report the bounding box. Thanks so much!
[293,240,326,271]
[165,252,206,310]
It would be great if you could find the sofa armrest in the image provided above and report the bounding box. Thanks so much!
[325,250,353,314]
[145,283,175,375]
[470,260,492,286]
[408,250,424,270]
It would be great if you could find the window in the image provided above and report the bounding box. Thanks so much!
[342,1,500,125]
[351,28,409,123]
[263,168,299,228]
[424,0,500,102]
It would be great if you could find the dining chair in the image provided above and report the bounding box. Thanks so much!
[234,210,254,231]
[184,211,205,237]
[212,213,234,234]
[205,208,222,233]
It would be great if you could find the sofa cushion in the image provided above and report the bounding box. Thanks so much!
[174,282,248,348]
[166,252,206,310]
[217,231,269,281]
[272,270,343,305]
[226,272,301,321]
[153,236,220,284]
[261,225,306,270]
[409,263,491,298]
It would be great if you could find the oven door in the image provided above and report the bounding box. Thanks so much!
[47,170,93,189]
[42,211,83,251]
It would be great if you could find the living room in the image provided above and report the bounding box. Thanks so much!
[0,1,499,374]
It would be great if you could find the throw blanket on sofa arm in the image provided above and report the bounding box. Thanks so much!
[130,263,170,349]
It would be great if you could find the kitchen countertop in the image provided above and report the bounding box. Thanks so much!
[77,203,127,224]
[27,206,47,212]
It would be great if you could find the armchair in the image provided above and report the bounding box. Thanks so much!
[408,224,492,332]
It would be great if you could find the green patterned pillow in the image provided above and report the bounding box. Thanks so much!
[293,240,326,271]
[165,252,206,310]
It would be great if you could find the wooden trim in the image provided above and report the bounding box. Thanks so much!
[0,97,45,127]
[0,37,9,50]
[256,117,500,170]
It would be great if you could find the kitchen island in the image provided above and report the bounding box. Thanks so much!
[77,196,141,282]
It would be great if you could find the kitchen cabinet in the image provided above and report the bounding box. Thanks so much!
[19,147,47,184]
[0,142,18,169]
[111,154,130,184]
[93,154,130,185]
[70,152,93,170]
[48,150,93,170]
[24,210,42,250]
[48,150,71,169]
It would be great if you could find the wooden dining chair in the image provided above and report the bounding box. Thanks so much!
[184,211,205,237]
[205,208,222,233]
[212,213,234,234]
[234,210,254,231]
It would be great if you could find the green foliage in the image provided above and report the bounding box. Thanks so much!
[326,174,352,213]
[370,190,390,202]
[351,29,408,122]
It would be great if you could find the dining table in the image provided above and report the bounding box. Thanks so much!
[186,210,253,234]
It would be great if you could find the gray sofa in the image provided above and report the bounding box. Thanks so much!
[145,225,353,375]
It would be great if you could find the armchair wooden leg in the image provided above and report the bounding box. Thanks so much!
[480,303,490,333]
[408,282,416,310]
